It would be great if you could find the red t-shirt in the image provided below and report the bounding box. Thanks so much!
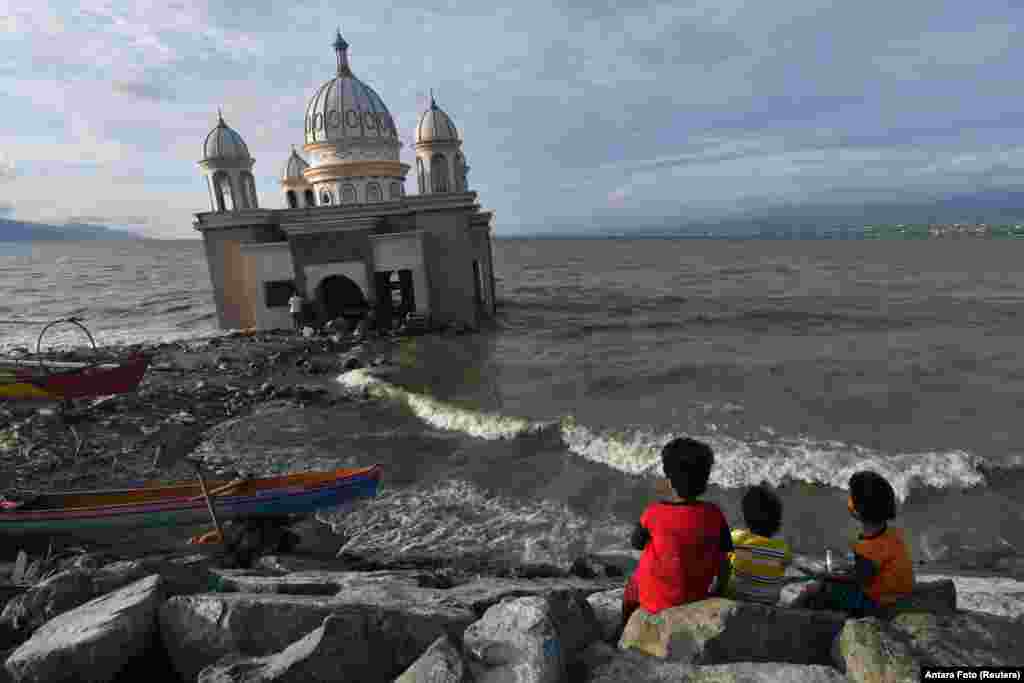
[634,500,732,613]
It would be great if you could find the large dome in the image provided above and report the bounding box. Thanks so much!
[416,96,459,144]
[203,112,251,161]
[304,31,399,147]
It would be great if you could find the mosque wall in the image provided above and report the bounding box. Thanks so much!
[239,242,295,330]
[415,210,480,328]
[200,225,281,330]
[287,230,376,308]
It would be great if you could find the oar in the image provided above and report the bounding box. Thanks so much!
[186,478,248,503]
[189,459,227,547]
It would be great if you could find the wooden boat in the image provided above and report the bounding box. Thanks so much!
[0,316,150,401]
[0,465,382,536]
[0,354,151,401]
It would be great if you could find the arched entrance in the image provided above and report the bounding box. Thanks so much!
[316,275,369,327]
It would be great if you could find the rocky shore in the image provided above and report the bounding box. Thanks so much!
[0,329,1021,681]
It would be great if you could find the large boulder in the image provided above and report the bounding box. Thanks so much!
[833,611,1024,683]
[462,596,565,683]
[875,579,956,618]
[619,599,846,665]
[917,574,1024,621]
[688,663,850,682]
[4,575,163,683]
[441,576,622,616]
[160,587,476,682]
[0,554,212,635]
[197,614,377,683]
[587,588,625,643]
[831,618,919,683]
[209,569,436,596]
[577,641,694,683]
[394,634,472,683]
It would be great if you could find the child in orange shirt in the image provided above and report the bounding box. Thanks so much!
[796,470,914,616]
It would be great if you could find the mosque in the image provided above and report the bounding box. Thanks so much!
[192,30,497,333]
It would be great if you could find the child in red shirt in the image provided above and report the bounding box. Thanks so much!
[621,438,733,631]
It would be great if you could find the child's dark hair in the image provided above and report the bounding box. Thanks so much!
[742,485,783,537]
[849,470,897,524]
[661,438,714,499]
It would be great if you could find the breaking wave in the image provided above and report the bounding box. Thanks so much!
[337,368,992,502]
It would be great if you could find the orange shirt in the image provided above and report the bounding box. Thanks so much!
[852,526,914,605]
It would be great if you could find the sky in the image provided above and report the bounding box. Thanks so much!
[1,0,1023,238]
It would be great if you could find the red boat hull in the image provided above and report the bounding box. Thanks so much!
[0,355,150,401]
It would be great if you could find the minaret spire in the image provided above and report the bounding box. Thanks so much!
[333,28,351,76]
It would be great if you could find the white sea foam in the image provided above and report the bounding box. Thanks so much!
[337,368,992,501]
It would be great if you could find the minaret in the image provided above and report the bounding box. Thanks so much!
[198,110,257,211]
[414,93,465,194]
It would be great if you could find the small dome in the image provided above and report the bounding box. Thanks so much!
[281,147,310,182]
[203,111,251,161]
[304,30,399,146]
[416,96,459,144]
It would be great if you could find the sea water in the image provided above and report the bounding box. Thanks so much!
[3,238,1024,570]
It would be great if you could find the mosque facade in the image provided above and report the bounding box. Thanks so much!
[193,30,497,333]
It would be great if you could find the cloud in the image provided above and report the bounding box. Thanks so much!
[111,79,176,102]
[3,0,1024,236]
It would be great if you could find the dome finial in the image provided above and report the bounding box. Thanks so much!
[429,88,437,109]
[217,107,225,126]
[333,28,351,76]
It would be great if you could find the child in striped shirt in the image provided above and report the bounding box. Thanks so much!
[724,485,793,604]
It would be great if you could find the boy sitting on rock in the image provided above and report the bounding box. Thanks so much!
[794,470,914,617]
[723,485,793,604]
[620,438,733,635]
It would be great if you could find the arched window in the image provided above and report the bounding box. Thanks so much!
[416,157,425,194]
[245,173,258,208]
[389,182,401,200]
[455,154,467,192]
[304,189,315,206]
[214,172,234,211]
[321,190,333,206]
[366,182,382,203]
[286,190,298,209]
[431,154,449,193]
[341,184,357,203]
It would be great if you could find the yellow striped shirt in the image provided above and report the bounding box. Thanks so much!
[725,529,792,604]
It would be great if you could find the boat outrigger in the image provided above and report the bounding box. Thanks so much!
[0,317,150,402]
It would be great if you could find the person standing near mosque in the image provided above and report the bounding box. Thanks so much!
[288,290,305,333]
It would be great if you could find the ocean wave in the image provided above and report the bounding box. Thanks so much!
[336,369,991,501]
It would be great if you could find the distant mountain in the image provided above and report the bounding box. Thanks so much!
[0,218,144,241]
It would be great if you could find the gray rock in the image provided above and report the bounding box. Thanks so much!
[889,610,1024,666]
[831,618,919,683]
[688,663,850,683]
[619,599,846,665]
[1,553,213,634]
[0,570,94,634]
[160,588,476,682]
[833,610,1024,683]
[577,641,694,683]
[394,634,471,683]
[197,614,371,683]
[587,588,625,643]
[441,576,622,616]
[4,575,163,683]
[462,596,565,683]
[209,569,434,596]
[916,573,1024,621]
